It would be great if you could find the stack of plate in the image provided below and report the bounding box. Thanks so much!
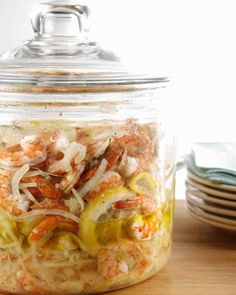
[186,170,236,232]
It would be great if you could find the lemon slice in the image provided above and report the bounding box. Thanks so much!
[96,219,125,245]
[79,186,133,254]
[128,172,157,196]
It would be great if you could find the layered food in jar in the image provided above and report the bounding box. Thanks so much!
[0,118,174,294]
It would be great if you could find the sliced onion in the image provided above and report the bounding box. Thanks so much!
[35,231,53,249]
[62,163,85,195]
[1,220,18,242]
[0,164,18,172]
[24,171,43,178]
[12,164,30,199]
[27,151,48,167]
[0,242,17,249]
[25,169,62,178]
[64,142,86,169]
[91,137,111,159]
[21,187,41,206]
[48,142,86,174]
[30,242,38,270]
[53,133,69,152]
[123,156,138,177]
[65,198,81,216]
[77,159,108,199]
[72,188,85,212]
[74,145,87,165]
[19,183,37,189]
[20,136,47,166]
[11,209,80,223]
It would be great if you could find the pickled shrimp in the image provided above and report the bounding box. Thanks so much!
[28,215,78,242]
[48,142,86,175]
[76,133,154,189]
[76,166,98,188]
[39,129,69,152]
[17,269,46,294]
[44,141,87,197]
[0,135,47,167]
[28,201,79,242]
[104,133,154,173]
[125,213,159,241]
[0,121,172,295]
[77,127,111,160]
[97,240,149,279]
[59,162,85,195]
[115,195,157,215]
[0,173,22,215]
[76,122,136,160]
[31,198,65,210]
[86,172,123,201]
[22,175,62,201]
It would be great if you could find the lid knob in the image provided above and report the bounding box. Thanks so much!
[31,0,90,41]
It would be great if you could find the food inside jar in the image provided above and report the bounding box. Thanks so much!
[0,119,174,294]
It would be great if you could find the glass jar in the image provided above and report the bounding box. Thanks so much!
[0,1,175,294]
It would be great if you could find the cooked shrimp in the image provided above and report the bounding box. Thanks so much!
[31,198,68,210]
[86,172,123,201]
[28,216,57,242]
[115,195,157,215]
[22,175,62,200]
[59,162,85,195]
[17,269,46,294]
[104,133,154,172]
[137,122,158,141]
[38,129,70,153]
[76,127,90,146]
[0,173,22,215]
[47,142,86,175]
[76,133,154,188]
[76,166,98,188]
[76,121,139,161]
[32,130,63,169]
[97,240,149,279]
[0,135,47,167]
[125,213,159,241]
[76,127,101,160]
[28,215,79,242]
[28,200,79,242]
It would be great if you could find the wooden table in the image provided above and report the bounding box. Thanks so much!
[108,200,236,295]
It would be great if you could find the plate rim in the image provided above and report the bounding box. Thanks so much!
[186,193,236,217]
[186,178,236,200]
[188,170,236,192]
[186,201,236,226]
[186,184,236,208]
[186,203,236,232]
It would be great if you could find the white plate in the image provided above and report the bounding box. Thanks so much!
[186,203,236,232]
[186,201,236,226]
[186,193,236,218]
[186,185,236,208]
[188,170,236,192]
[186,178,236,201]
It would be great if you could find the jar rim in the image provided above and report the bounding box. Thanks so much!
[0,69,169,93]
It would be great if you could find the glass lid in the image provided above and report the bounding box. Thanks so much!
[0,0,167,93]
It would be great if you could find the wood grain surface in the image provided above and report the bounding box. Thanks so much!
[107,200,236,295]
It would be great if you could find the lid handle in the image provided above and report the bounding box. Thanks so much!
[31,0,90,40]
